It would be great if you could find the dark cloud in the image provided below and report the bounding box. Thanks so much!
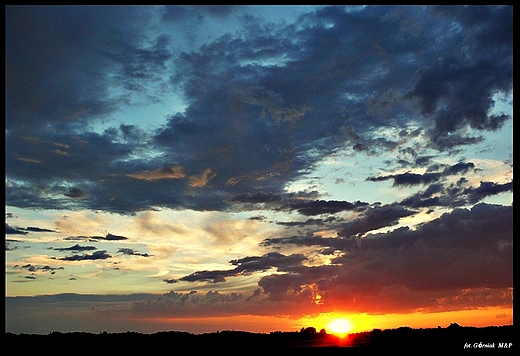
[337,204,415,238]
[161,5,238,22]
[17,264,64,274]
[405,6,512,137]
[6,239,22,251]
[261,233,355,251]
[169,201,511,311]
[58,250,112,261]
[428,133,486,151]
[5,5,512,216]
[104,233,129,241]
[256,203,512,311]
[367,161,476,186]
[165,252,307,284]
[442,161,475,175]
[399,179,513,209]
[117,248,150,257]
[276,216,337,227]
[400,185,463,209]
[228,191,367,216]
[5,5,170,132]
[464,180,513,204]
[51,244,97,252]
[64,233,128,241]
[64,188,89,199]
[228,192,283,205]
[5,223,28,235]
[283,200,369,216]
[368,171,442,186]
[25,227,56,233]
[165,270,230,284]
[5,223,56,235]
[63,232,128,242]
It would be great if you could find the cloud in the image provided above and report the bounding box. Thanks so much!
[256,203,512,311]
[117,248,150,257]
[16,264,64,274]
[463,181,513,204]
[169,201,509,313]
[24,226,57,233]
[64,187,89,199]
[228,192,284,205]
[228,191,367,216]
[4,7,513,334]
[150,5,510,213]
[51,244,97,252]
[367,161,476,186]
[442,161,476,175]
[63,233,128,242]
[370,172,442,186]
[5,6,512,214]
[399,179,513,209]
[126,165,186,181]
[6,239,22,251]
[276,217,337,227]
[104,233,128,241]
[282,200,369,216]
[57,250,112,261]
[5,223,28,235]
[165,252,307,284]
[337,204,416,238]
[5,223,57,235]
[6,290,277,327]
[5,5,171,132]
[188,168,216,188]
[171,200,512,311]
[405,6,512,137]
[261,233,354,252]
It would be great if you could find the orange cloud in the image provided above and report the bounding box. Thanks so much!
[53,142,70,149]
[16,156,42,163]
[127,165,186,181]
[54,149,69,156]
[188,168,216,188]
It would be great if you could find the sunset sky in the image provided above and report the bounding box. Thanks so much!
[5,5,513,335]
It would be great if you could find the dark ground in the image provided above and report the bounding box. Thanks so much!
[5,324,514,351]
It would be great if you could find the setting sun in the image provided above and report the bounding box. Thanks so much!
[327,318,353,335]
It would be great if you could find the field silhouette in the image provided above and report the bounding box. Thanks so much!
[5,324,514,351]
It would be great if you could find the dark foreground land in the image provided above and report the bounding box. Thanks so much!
[5,324,514,351]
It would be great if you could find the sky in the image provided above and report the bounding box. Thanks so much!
[5,5,513,335]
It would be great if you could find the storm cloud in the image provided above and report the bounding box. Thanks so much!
[5,5,512,214]
[259,203,512,311]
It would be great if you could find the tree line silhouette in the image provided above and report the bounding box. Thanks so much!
[5,324,514,351]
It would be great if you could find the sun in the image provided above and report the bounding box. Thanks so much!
[326,317,353,335]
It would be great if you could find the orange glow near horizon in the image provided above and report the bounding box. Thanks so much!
[298,307,512,335]
[141,314,298,334]
[137,307,511,336]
